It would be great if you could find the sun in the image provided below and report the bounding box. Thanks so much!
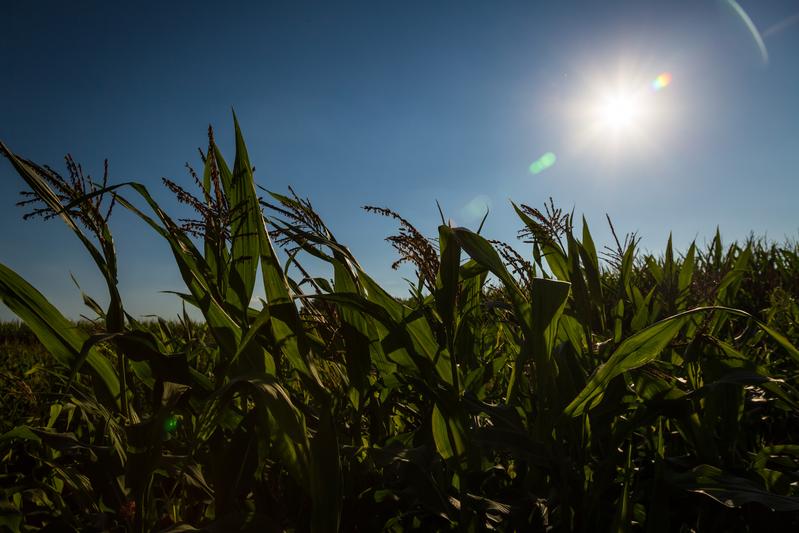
[562,65,675,161]
[596,92,644,132]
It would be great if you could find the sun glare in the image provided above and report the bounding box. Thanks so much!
[565,69,674,158]
[596,92,643,131]
[553,63,677,170]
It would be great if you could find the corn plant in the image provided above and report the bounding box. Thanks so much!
[1,116,799,532]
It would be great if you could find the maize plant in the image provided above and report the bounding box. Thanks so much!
[1,115,799,532]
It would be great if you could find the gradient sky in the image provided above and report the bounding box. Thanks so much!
[2,0,798,321]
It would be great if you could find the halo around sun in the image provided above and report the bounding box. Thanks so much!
[564,66,674,159]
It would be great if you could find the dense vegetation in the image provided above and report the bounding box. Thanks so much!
[1,118,798,532]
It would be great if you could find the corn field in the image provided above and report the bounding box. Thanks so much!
[1,117,799,532]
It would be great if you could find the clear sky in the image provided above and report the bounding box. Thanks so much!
[2,0,798,321]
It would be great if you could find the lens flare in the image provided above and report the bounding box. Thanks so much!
[164,415,178,434]
[461,195,492,223]
[725,0,769,65]
[529,152,557,174]
[651,72,672,91]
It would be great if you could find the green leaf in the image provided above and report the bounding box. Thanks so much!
[224,112,261,316]
[431,402,468,463]
[115,184,242,357]
[670,464,799,511]
[227,306,277,377]
[197,375,311,490]
[753,445,799,471]
[716,247,751,305]
[0,425,42,444]
[252,187,322,389]
[579,217,603,310]
[436,225,461,389]
[678,242,696,297]
[507,277,570,405]
[0,263,120,403]
[451,227,529,332]
[565,313,690,416]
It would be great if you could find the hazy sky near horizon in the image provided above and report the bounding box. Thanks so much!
[2,0,799,320]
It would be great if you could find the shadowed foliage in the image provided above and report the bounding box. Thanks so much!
[1,118,799,532]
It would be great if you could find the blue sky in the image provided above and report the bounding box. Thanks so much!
[2,0,798,320]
